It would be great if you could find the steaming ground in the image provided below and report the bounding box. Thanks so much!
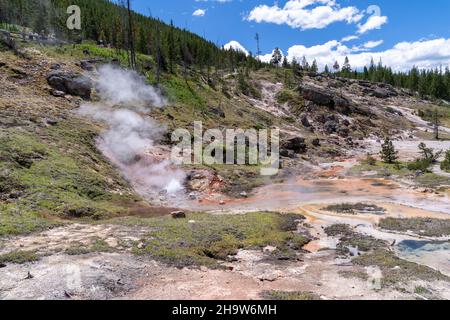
[2,46,450,300]
[78,65,186,198]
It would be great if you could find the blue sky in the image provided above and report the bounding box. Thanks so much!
[132,0,450,71]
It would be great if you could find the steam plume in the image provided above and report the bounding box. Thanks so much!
[78,65,185,197]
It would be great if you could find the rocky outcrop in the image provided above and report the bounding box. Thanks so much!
[300,114,311,127]
[47,70,92,99]
[299,85,352,115]
[363,86,398,99]
[281,136,307,155]
[299,85,335,108]
[324,120,339,134]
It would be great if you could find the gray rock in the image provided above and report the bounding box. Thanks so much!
[171,211,186,219]
[80,60,95,71]
[324,120,339,134]
[281,136,307,154]
[51,90,65,97]
[211,107,226,118]
[280,149,296,158]
[338,127,350,137]
[300,114,311,127]
[47,70,92,100]
[299,85,334,107]
[311,138,321,147]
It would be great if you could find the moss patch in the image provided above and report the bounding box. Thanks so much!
[379,217,450,237]
[324,224,387,255]
[108,212,310,268]
[262,290,320,301]
[0,250,39,265]
[323,203,386,215]
[353,249,448,287]
[65,238,114,256]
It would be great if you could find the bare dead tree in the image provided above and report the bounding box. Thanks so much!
[126,0,136,70]
[433,109,441,140]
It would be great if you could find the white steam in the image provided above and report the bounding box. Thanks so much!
[78,65,185,196]
[96,65,166,108]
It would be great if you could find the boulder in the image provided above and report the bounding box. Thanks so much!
[337,127,350,138]
[280,149,296,158]
[311,138,321,147]
[281,136,307,154]
[363,87,398,99]
[171,211,186,219]
[299,85,334,107]
[211,107,226,118]
[47,70,92,99]
[324,120,339,134]
[300,85,353,114]
[300,114,311,127]
[80,60,95,71]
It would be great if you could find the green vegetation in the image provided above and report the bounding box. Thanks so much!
[323,203,386,215]
[0,129,133,219]
[353,249,448,287]
[107,212,310,268]
[262,291,320,301]
[0,204,60,237]
[325,224,449,286]
[0,250,39,265]
[414,286,431,295]
[65,238,113,256]
[275,89,304,114]
[379,217,450,237]
[0,0,262,74]
[380,137,398,164]
[441,150,450,172]
[324,224,387,255]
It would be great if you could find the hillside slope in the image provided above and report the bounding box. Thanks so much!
[1,40,450,300]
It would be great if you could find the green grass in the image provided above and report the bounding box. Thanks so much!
[324,224,387,255]
[379,217,450,237]
[262,291,320,301]
[323,203,386,215]
[350,160,450,187]
[0,250,39,265]
[0,204,61,237]
[65,238,114,256]
[107,212,309,268]
[415,173,450,188]
[353,249,448,287]
[39,43,154,69]
[349,160,411,177]
[275,89,304,115]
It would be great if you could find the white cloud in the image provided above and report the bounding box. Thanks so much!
[341,35,359,42]
[363,40,384,49]
[224,41,249,56]
[257,48,285,64]
[357,15,388,34]
[285,38,450,72]
[193,9,206,17]
[246,0,363,30]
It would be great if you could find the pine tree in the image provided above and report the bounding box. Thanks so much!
[301,56,309,71]
[380,137,398,164]
[333,61,340,74]
[282,56,289,68]
[342,56,351,76]
[324,65,330,74]
[311,59,318,73]
[409,66,419,93]
[270,47,282,67]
